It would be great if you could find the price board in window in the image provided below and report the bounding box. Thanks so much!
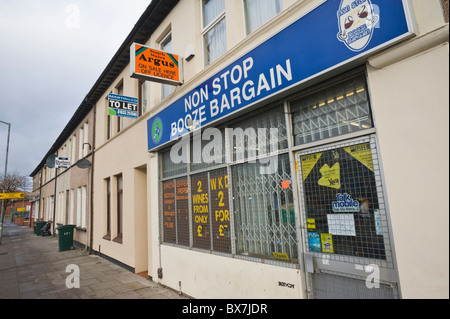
[162,180,176,244]
[209,169,231,253]
[176,178,189,247]
[191,173,211,250]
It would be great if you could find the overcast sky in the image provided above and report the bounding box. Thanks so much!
[0,0,151,186]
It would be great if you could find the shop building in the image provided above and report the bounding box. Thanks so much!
[31,0,449,299]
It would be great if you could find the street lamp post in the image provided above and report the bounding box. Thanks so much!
[0,120,11,245]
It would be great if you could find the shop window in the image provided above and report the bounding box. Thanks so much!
[209,168,231,253]
[291,74,373,146]
[190,168,232,252]
[232,154,298,262]
[176,178,190,246]
[162,180,176,244]
[190,127,225,173]
[161,148,187,179]
[202,0,226,65]
[244,0,281,35]
[162,177,189,246]
[299,141,388,260]
[191,173,211,250]
[230,103,288,163]
[158,100,297,263]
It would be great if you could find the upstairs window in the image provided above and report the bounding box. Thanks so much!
[202,0,226,65]
[116,82,124,133]
[244,0,281,35]
[161,33,175,100]
[139,80,148,115]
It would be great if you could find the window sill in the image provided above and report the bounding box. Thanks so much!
[113,234,123,244]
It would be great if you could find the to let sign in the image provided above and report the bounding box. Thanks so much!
[56,157,70,169]
[108,94,139,119]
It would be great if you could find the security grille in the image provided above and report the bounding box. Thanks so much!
[232,154,298,263]
[291,74,373,146]
[312,271,397,299]
[297,136,399,298]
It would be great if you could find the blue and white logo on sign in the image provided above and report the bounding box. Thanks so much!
[151,117,163,144]
[332,193,360,212]
[337,0,379,52]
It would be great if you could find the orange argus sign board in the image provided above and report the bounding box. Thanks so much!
[130,43,182,85]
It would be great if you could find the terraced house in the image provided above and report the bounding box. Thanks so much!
[31,0,449,299]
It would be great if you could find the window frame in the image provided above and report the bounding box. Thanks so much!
[201,0,227,66]
[114,174,123,243]
[116,81,124,133]
[138,79,148,116]
[243,0,282,35]
[105,178,111,239]
[160,32,175,100]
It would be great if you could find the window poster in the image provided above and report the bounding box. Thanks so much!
[162,180,176,244]
[209,169,231,253]
[176,178,189,247]
[191,173,211,250]
[301,143,386,260]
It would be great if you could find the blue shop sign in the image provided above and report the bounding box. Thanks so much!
[147,0,414,151]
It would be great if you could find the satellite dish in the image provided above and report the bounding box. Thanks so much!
[76,158,91,169]
[46,154,56,168]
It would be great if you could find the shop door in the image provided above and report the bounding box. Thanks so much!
[296,136,400,299]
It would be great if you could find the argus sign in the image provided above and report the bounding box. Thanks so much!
[130,43,182,86]
[147,0,414,151]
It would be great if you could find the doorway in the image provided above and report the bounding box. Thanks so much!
[134,165,148,276]
[296,136,400,298]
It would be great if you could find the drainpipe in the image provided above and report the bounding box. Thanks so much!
[52,152,58,236]
[89,103,96,254]
[38,170,42,220]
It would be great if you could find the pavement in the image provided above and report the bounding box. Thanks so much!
[0,219,190,299]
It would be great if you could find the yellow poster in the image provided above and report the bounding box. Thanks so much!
[321,233,334,253]
[318,163,341,189]
[272,252,289,261]
[301,153,322,181]
[307,218,316,230]
[343,143,374,172]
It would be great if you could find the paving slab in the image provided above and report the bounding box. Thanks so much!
[0,220,190,300]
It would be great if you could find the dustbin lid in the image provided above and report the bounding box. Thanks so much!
[56,224,77,230]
